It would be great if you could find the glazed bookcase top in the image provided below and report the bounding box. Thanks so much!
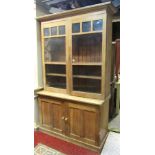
[38,2,114,100]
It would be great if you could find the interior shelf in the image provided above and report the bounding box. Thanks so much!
[46,73,66,77]
[73,75,101,80]
[44,35,66,39]
[72,62,102,66]
[45,62,66,65]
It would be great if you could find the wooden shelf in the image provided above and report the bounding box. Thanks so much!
[44,35,66,39]
[37,90,104,105]
[73,75,101,80]
[45,62,66,65]
[46,73,66,77]
[72,62,102,66]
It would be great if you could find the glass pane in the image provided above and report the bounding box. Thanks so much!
[51,26,57,35]
[46,64,66,74]
[93,19,103,31]
[44,37,66,62]
[72,23,80,33]
[72,33,102,63]
[82,21,91,32]
[46,76,66,89]
[73,78,101,93]
[73,66,101,76]
[44,28,50,36]
[59,25,65,35]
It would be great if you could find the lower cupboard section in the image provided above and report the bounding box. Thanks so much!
[38,96,109,151]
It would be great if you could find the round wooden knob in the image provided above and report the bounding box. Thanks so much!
[61,116,65,120]
[64,117,68,121]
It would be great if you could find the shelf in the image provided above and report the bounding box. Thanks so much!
[44,35,66,39]
[73,75,101,80]
[45,62,66,65]
[46,73,66,77]
[37,90,104,105]
[72,62,102,66]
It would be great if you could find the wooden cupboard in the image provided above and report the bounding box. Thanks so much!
[37,2,116,152]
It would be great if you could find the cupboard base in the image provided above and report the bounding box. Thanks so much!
[38,126,108,153]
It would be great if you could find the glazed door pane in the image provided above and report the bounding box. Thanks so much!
[82,21,91,32]
[44,37,66,62]
[72,33,102,63]
[72,33,102,94]
[93,19,103,31]
[72,23,80,33]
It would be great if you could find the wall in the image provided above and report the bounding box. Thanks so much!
[34,3,49,128]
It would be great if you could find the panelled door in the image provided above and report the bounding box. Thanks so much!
[67,102,99,145]
[39,98,65,134]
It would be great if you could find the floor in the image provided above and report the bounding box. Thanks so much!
[101,132,120,155]
[34,114,120,155]
[109,114,120,132]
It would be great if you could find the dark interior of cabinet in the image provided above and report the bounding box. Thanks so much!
[112,22,120,41]
[44,37,66,62]
[46,76,66,89]
[73,78,101,93]
[46,64,66,74]
[72,33,102,63]
[73,65,101,76]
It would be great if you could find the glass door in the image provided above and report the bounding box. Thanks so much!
[42,21,67,91]
[71,15,104,96]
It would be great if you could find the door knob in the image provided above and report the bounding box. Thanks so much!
[64,117,68,122]
[61,116,65,120]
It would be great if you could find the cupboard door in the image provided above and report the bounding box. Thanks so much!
[51,101,64,133]
[68,103,99,145]
[39,98,65,134]
[40,100,52,129]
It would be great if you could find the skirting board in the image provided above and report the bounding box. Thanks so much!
[34,123,39,131]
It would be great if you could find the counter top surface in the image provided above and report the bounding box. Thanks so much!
[37,90,105,105]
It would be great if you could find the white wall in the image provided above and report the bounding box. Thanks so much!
[34,3,49,128]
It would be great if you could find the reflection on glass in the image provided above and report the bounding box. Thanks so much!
[51,27,57,35]
[82,21,91,32]
[72,23,80,33]
[44,37,66,62]
[44,28,50,36]
[59,26,65,35]
[93,19,103,31]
